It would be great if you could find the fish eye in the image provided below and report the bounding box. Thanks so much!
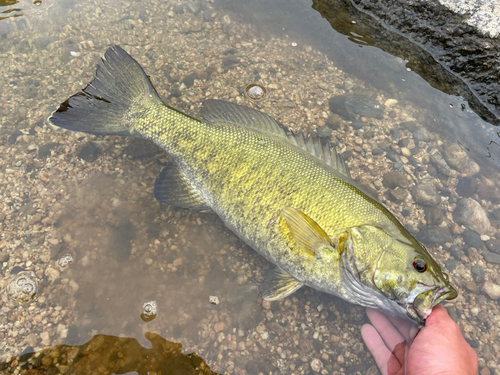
[412,259,427,273]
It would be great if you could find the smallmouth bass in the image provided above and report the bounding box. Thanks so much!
[49,46,456,326]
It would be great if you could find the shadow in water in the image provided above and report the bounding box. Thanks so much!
[1,332,220,375]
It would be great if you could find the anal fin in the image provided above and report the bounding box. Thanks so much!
[154,162,212,212]
[263,267,304,301]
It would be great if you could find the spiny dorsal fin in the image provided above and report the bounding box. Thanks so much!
[154,162,212,212]
[263,267,304,301]
[288,132,351,179]
[202,99,351,178]
[201,99,288,139]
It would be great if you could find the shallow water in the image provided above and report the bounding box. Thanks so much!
[1,0,500,374]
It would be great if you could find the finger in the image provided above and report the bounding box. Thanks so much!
[361,324,403,375]
[366,309,406,351]
[385,314,419,343]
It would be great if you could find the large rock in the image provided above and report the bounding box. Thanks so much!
[313,0,500,126]
[453,198,490,235]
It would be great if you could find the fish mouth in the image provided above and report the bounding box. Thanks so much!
[406,284,458,326]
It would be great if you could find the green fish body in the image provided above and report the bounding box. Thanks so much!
[49,46,456,326]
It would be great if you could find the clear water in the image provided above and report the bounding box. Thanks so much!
[1,0,499,374]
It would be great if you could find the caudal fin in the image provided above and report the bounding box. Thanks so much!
[49,45,161,136]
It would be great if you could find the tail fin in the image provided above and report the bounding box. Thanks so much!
[49,45,161,136]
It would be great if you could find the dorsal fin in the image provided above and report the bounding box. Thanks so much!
[201,99,288,139]
[201,99,351,179]
[289,132,351,179]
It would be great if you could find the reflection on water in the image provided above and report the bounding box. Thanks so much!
[1,332,219,374]
[0,0,499,374]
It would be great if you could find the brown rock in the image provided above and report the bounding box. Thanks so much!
[214,322,225,332]
[482,281,500,299]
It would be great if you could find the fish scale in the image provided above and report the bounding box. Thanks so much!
[49,45,457,326]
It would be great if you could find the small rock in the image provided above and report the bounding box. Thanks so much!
[411,181,441,206]
[44,267,60,283]
[424,206,444,226]
[482,281,500,299]
[325,113,343,130]
[453,198,490,235]
[430,152,451,176]
[214,322,225,332]
[444,259,457,272]
[388,187,409,203]
[365,365,379,375]
[182,72,197,88]
[482,250,500,264]
[78,142,102,162]
[417,226,454,245]
[463,230,484,249]
[443,143,469,172]
[0,251,9,262]
[310,358,323,373]
[316,125,332,138]
[472,264,485,277]
[265,322,285,336]
[382,170,408,189]
[448,245,464,260]
[465,281,478,293]
[456,177,477,198]
[124,138,161,159]
[485,239,500,255]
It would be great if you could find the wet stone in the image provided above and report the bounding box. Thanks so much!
[325,113,343,130]
[482,281,500,299]
[411,181,441,207]
[448,245,464,260]
[456,177,478,198]
[388,187,408,203]
[344,95,385,120]
[38,142,59,158]
[465,281,478,293]
[0,251,9,262]
[472,264,485,277]
[382,170,408,189]
[490,208,500,221]
[482,250,500,264]
[8,130,23,144]
[351,118,364,130]
[443,143,469,171]
[124,138,161,159]
[453,198,491,236]
[78,142,102,162]
[463,230,484,249]
[222,55,239,69]
[430,152,451,176]
[424,206,444,226]
[444,259,457,272]
[34,35,59,50]
[316,125,332,138]
[182,72,197,88]
[417,226,453,245]
[485,239,500,254]
[266,322,285,336]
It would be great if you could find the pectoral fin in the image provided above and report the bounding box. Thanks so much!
[283,207,335,259]
[263,267,304,301]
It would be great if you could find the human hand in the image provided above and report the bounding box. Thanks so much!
[361,305,478,375]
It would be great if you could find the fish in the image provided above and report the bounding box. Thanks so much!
[48,46,457,326]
